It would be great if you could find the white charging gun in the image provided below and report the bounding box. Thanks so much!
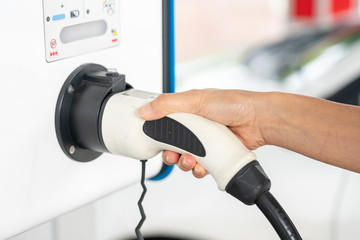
[55,64,301,240]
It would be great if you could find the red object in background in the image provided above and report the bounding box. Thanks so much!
[331,0,354,14]
[294,0,315,19]
[293,0,356,22]
[331,0,355,20]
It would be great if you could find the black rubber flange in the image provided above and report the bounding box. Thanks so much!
[55,63,107,162]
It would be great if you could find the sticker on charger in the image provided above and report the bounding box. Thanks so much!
[122,90,158,99]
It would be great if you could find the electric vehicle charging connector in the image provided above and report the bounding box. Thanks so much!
[55,63,302,240]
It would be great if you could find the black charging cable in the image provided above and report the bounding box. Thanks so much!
[135,160,148,240]
[256,191,300,239]
[226,160,302,240]
[134,159,300,239]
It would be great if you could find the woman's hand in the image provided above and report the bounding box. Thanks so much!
[139,89,360,175]
[137,89,268,178]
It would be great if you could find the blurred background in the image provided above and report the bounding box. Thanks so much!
[175,0,360,97]
[176,0,287,62]
[12,0,360,239]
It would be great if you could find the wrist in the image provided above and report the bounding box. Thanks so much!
[253,92,285,147]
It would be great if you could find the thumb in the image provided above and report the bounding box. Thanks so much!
[137,102,164,120]
[137,90,202,120]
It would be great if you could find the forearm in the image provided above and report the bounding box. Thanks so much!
[259,92,360,173]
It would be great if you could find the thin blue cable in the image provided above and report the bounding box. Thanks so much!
[150,0,175,181]
[168,0,175,94]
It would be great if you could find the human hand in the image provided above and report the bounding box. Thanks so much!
[138,89,267,178]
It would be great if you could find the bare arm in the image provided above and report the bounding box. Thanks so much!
[261,92,360,172]
[138,89,360,176]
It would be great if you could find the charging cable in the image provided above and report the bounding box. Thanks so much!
[134,159,300,240]
[226,160,302,240]
[135,160,148,240]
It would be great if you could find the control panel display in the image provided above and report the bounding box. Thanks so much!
[43,0,120,62]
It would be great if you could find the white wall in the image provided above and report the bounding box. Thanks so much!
[0,0,164,239]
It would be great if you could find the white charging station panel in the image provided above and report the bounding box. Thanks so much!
[43,0,120,62]
[0,1,165,239]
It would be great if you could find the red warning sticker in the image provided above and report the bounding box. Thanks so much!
[50,39,57,49]
[50,51,58,57]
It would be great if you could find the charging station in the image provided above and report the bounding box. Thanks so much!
[2,1,360,240]
[0,1,173,239]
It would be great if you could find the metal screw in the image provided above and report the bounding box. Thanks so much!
[67,84,74,94]
[69,145,76,155]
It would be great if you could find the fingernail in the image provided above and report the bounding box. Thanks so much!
[137,103,153,118]
[164,154,172,164]
[164,154,169,163]
[194,165,201,175]
[182,158,191,168]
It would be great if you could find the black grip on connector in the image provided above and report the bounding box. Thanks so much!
[143,117,206,157]
[225,160,271,205]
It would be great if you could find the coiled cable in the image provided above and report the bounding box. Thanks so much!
[135,160,148,240]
